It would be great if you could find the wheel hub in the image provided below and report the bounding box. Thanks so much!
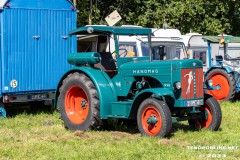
[147,115,158,125]
[216,84,221,90]
[81,100,87,108]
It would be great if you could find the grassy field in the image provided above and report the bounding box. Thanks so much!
[0,102,239,160]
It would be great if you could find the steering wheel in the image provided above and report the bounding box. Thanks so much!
[112,49,128,58]
[119,48,128,57]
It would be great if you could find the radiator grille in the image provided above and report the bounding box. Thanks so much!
[181,68,203,99]
[195,68,204,98]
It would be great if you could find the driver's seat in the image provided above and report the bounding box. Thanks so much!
[95,52,117,77]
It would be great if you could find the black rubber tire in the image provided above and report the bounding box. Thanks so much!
[205,68,236,101]
[137,98,172,137]
[188,94,222,131]
[58,72,101,131]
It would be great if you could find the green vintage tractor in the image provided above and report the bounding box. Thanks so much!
[55,26,222,137]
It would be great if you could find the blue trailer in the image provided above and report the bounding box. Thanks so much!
[0,0,76,118]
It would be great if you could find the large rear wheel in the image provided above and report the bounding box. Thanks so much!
[188,94,222,131]
[137,98,172,137]
[205,69,236,101]
[58,72,101,131]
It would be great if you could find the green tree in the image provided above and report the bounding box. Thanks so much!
[73,0,240,36]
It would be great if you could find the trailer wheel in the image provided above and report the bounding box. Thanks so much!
[58,72,101,131]
[137,98,172,137]
[205,69,236,101]
[188,94,222,131]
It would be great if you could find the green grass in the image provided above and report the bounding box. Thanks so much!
[0,102,239,160]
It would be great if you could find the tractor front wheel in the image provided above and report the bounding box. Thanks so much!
[58,72,101,131]
[137,98,172,137]
[205,69,236,101]
[188,94,222,131]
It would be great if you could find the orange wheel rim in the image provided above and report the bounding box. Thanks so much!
[196,105,213,128]
[206,73,230,101]
[141,106,162,136]
[202,106,213,128]
[65,85,89,124]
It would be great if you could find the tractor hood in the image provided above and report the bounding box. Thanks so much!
[119,59,203,74]
[116,58,204,100]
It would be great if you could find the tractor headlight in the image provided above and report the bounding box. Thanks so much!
[207,79,213,87]
[174,82,181,90]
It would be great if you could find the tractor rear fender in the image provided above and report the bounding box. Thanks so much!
[54,67,117,119]
[205,66,233,76]
[129,88,174,118]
